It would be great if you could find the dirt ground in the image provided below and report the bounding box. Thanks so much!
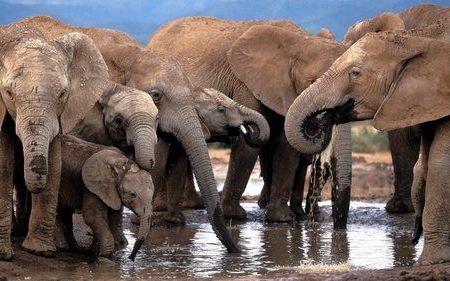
[1,150,449,280]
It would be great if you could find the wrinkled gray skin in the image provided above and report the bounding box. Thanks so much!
[153,88,270,223]
[149,17,351,226]
[21,15,239,252]
[411,148,425,245]
[54,135,153,260]
[343,4,450,214]
[284,31,450,265]
[0,24,119,260]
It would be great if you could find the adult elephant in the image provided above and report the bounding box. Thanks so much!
[285,30,450,266]
[149,17,350,225]
[342,4,449,213]
[0,25,117,259]
[22,15,239,252]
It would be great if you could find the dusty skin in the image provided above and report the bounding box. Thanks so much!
[1,150,449,280]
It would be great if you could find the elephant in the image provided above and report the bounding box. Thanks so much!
[0,24,122,259]
[342,4,449,213]
[54,135,153,260]
[148,16,351,226]
[411,149,425,245]
[284,30,450,265]
[152,87,270,223]
[20,15,239,252]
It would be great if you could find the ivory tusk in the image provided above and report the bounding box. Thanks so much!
[239,125,248,135]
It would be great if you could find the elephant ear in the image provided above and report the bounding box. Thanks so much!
[82,150,126,210]
[228,25,300,116]
[373,40,450,131]
[55,32,113,134]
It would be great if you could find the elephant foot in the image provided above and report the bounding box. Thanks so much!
[266,204,295,222]
[114,234,128,250]
[182,191,205,209]
[153,192,167,212]
[290,204,307,221]
[416,245,450,265]
[0,242,13,261]
[385,194,414,214]
[164,210,186,225]
[222,200,247,220]
[22,235,56,258]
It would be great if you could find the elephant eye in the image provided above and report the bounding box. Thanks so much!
[350,67,361,78]
[129,191,137,198]
[217,105,226,113]
[4,90,14,101]
[114,115,124,125]
[149,89,162,102]
[58,89,68,100]
[308,79,316,86]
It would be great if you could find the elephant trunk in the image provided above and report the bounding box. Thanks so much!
[285,70,350,155]
[128,204,152,261]
[16,111,59,194]
[128,112,157,171]
[238,104,270,147]
[175,106,239,253]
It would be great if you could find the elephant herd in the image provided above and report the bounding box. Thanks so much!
[0,3,448,267]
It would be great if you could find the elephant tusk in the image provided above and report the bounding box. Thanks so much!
[239,125,248,135]
[248,125,255,134]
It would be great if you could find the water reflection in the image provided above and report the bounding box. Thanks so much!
[12,199,424,279]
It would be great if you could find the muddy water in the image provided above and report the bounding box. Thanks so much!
[9,179,423,280]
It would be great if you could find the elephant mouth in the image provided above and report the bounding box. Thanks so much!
[227,122,262,147]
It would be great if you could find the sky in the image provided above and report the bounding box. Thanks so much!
[0,0,447,44]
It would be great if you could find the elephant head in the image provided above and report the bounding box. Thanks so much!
[99,85,158,170]
[343,13,405,47]
[124,51,239,253]
[285,32,450,155]
[228,25,346,117]
[81,150,154,261]
[0,29,111,193]
[194,88,270,147]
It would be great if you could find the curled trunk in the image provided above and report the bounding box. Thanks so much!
[285,72,348,155]
[128,112,158,171]
[175,107,239,253]
[238,105,270,147]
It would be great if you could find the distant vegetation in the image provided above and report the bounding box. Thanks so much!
[351,121,389,153]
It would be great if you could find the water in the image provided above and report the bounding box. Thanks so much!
[8,179,424,280]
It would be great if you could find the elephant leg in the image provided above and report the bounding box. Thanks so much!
[257,147,272,209]
[0,132,15,260]
[182,165,204,209]
[331,123,352,229]
[22,135,61,257]
[386,127,420,213]
[109,208,128,249]
[12,139,31,237]
[152,139,170,212]
[54,209,76,251]
[266,131,300,222]
[411,151,426,245]
[222,136,259,219]
[164,143,187,224]
[290,155,309,220]
[82,193,114,258]
[417,121,450,265]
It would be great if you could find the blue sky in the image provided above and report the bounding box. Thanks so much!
[0,0,447,43]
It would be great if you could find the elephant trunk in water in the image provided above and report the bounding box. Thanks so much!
[285,70,351,155]
[238,104,270,147]
[176,106,239,253]
[128,112,158,171]
[16,108,59,194]
[129,204,152,261]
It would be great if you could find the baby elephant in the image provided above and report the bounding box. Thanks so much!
[57,135,154,260]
